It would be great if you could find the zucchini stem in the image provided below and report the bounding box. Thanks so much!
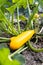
[8,46,25,60]
[9,46,25,57]
[17,6,21,33]
[0,37,10,42]
[28,41,43,52]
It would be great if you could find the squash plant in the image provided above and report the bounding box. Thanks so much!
[0,0,43,65]
[0,48,21,65]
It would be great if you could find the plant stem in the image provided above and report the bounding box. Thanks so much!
[25,0,31,30]
[27,0,34,29]
[39,27,43,34]
[17,6,21,33]
[9,46,24,57]
[31,20,34,29]
[0,21,14,35]
[27,0,31,16]
[8,46,28,61]
[0,37,10,42]
[28,41,43,52]
[0,37,10,39]
[11,13,17,35]
[4,17,18,35]
[18,46,28,54]
[9,45,28,61]
[12,13,14,24]
[0,10,18,35]
[34,37,38,44]
[36,33,43,36]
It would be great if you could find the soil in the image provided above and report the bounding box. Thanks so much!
[22,45,43,65]
[0,22,43,65]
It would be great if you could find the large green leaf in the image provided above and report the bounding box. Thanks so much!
[12,0,20,3]
[0,6,6,13]
[19,15,28,21]
[29,0,34,4]
[6,0,22,14]
[12,53,25,65]
[21,0,27,8]
[0,0,7,7]
[0,48,21,65]
[38,0,43,7]
[35,0,43,7]
[6,0,27,14]
[6,4,17,14]
[0,10,5,20]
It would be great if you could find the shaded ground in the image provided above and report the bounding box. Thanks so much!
[22,48,43,65]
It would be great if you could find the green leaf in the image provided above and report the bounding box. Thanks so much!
[6,4,17,14]
[21,0,27,8]
[12,53,25,65]
[29,0,34,4]
[0,48,21,65]
[12,0,20,3]
[7,0,27,14]
[1,6,6,13]
[0,0,7,7]
[6,0,21,14]
[0,10,5,20]
[5,1,12,7]
[0,13,3,20]
[37,0,43,7]
[19,15,28,21]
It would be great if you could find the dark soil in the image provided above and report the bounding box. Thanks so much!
[22,38,43,65]
[22,46,43,65]
[22,50,43,65]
